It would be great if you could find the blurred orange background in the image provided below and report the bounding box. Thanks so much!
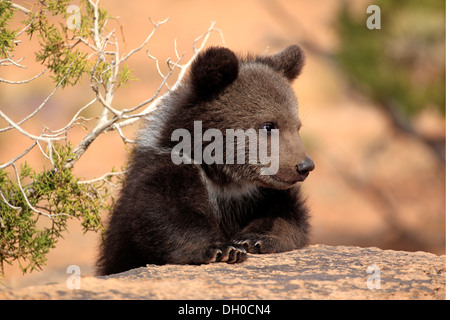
[0,0,445,288]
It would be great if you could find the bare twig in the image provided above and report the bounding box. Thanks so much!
[0,69,46,84]
[0,1,227,279]
[0,59,77,134]
[0,110,64,142]
[113,123,136,144]
[174,21,222,91]
[118,17,169,66]
[11,163,70,219]
[68,17,173,164]
[0,190,20,228]
[10,2,31,15]
[0,56,26,68]
[37,140,53,164]
[0,142,38,170]
[15,12,37,37]
[78,170,126,185]
[110,21,223,131]
[0,7,224,227]
[47,98,97,136]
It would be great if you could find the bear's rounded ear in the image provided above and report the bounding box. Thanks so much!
[189,47,239,100]
[257,45,305,81]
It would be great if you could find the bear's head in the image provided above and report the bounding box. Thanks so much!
[169,45,314,190]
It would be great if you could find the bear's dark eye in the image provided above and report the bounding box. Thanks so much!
[262,122,275,132]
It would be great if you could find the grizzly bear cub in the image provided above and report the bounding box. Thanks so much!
[96,44,314,275]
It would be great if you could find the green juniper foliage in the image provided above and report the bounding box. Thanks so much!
[25,0,122,87]
[0,0,132,281]
[0,143,116,278]
[1,0,134,87]
[0,0,17,58]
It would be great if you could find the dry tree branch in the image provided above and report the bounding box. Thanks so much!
[43,98,97,145]
[112,123,136,144]
[0,142,38,170]
[67,19,222,168]
[0,68,69,134]
[110,21,224,132]
[73,7,169,170]
[0,110,64,142]
[0,1,227,278]
[36,140,54,165]
[1,4,224,213]
[11,163,70,220]
[0,60,76,170]
[118,17,170,66]
[0,69,46,84]
[0,190,20,228]
[0,57,24,68]
[10,3,31,15]
[78,170,126,185]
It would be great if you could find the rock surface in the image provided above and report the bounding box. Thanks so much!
[0,244,445,300]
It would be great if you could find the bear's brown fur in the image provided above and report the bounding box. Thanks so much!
[96,45,314,275]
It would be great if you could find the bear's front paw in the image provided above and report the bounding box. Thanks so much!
[207,245,247,264]
[232,235,277,254]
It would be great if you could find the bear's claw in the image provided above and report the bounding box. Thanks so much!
[209,245,247,264]
[232,235,275,254]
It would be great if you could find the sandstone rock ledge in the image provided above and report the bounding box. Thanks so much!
[0,244,445,300]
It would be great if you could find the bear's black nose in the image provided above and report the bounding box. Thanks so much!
[296,157,315,181]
